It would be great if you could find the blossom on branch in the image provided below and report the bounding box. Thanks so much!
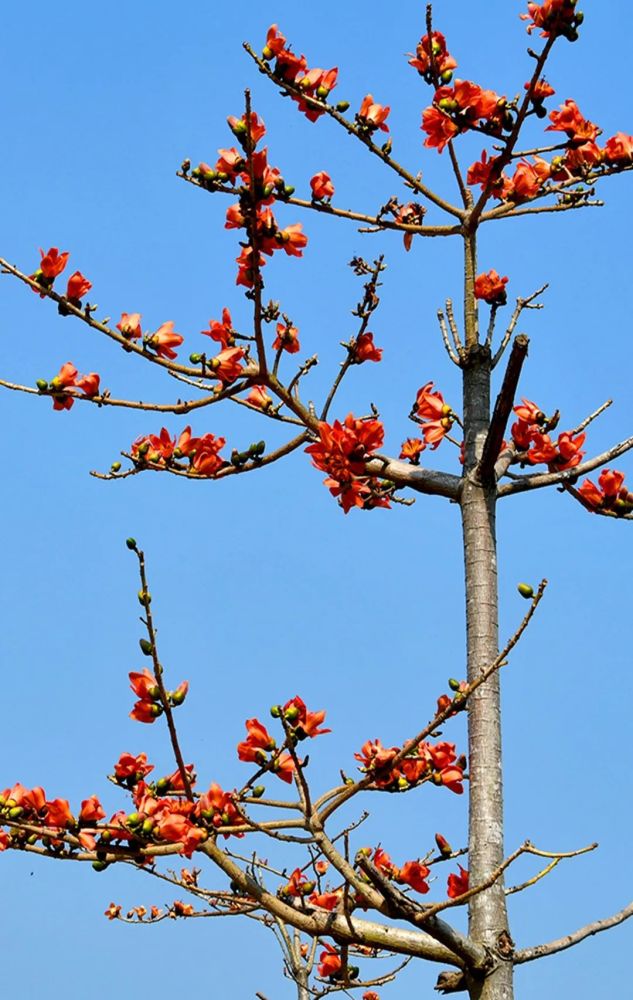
[474,269,509,305]
[145,321,183,360]
[578,468,633,515]
[310,170,334,200]
[409,31,457,83]
[357,94,390,133]
[447,864,470,898]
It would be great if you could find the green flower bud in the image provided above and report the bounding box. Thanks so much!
[92,860,109,872]
[189,353,203,364]
[126,537,137,550]
[251,785,265,798]
[270,705,281,718]
[517,582,534,599]
[126,812,141,827]
[36,379,49,391]
[110,461,122,472]
[336,100,350,112]
[139,638,153,656]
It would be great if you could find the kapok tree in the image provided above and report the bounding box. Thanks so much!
[1,4,632,999]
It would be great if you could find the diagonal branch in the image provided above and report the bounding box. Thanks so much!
[514,901,633,965]
[477,334,529,485]
[498,436,633,498]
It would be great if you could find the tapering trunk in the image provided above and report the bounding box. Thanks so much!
[460,234,513,1000]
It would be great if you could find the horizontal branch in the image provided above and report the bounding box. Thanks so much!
[0,378,237,415]
[498,435,633,498]
[365,454,462,500]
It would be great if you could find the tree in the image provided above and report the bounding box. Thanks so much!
[1,3,632,999]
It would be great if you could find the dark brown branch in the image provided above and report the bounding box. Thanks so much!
[476,335,529,485]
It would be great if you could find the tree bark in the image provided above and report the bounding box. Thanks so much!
[461,232,513,1000]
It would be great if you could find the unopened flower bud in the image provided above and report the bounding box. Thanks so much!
[336,100,350,112]
[435,832,453,856]
[189,353,203,364]
[138,590,151,606]
[285,705,300,722]
[270,704,281,718]
[139,638,153,656]
[262,44,273,60]
[283,185,295,196]
[170,686,187,706]
[126,537,137,550]
[92,860,109,872]
[8,806,23,819]
[397,776,409,789]
[251,785,265,798]
[111,461,122,472]
[517,582,534,599]
[36,379,49,391]
[440,70,453,84]
[126,812,141,827]
[448,678,461,691]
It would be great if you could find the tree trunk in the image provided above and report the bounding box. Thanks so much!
[461,231,513,1000]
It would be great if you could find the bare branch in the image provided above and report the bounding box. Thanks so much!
[477,335,529,485]
[515,901,633,965]
[491,284,547,369]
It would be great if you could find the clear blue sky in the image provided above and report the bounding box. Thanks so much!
[1,2,631,997]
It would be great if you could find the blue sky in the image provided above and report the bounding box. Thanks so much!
[1,2,631,997]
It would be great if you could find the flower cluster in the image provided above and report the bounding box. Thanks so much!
[115,313,184,360]
[422,80,508,153]
[354,738,466,794]
[237,697,330,783]
[521,0,584,41]
[193,110,307,286]
[37,362,101,411]
[359,846,432,894]
[261,25,338,122]
[511,398,585,471]
[129,667,188,724]
[402,382,455,461]
[578,469,633,516]
[0,783,105,852]
[130,426,227,477]
[409,30,457,85]
[306,414,390,512]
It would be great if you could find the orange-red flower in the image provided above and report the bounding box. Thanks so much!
[282,696,331,738]
[104,903,121,920]
[318,943,342,979]
[422,105,460,152]
[578,469,633,515]
[113,752,154,783]
[272,751,296,784]
[202,308,234,348]
[281,867,313,898]
[351,332,382,363]
[409,31,457,80]
[309,890,341,911]
[39,247,70,279]
[146,321,183,360]
[397,860,431,894]
[237,717,276,763]
[521,1,581,39]
[227,111,266,147]
[210,346,246,384]
[547,99,601,145]
[272,322,300,354]
[358,94,390,132]
[400,438,426,463]
[65,270,92,303]
[191,433,226,475]
[117,312,143,340]
[474,269,508,305]
[447,865,469,898]
[245,385,273,410]
[236,246,266,288]
[262,24,287,61]
[310,170,334,200]
[75,372,100,397]
[45,798,73,828]
[278,223,308,257]
[604,133,633,164]
[79,795,105,823]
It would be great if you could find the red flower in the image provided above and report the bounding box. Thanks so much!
[358,95,390,132]
[467,150,503,193]
[282,696,330,738]
[272,322,300,354]
[604,133,633,164]
[227,111,266,146]
[281,867,312,898]
[262,24,287,60]
[318,944,342,979]
[39,247,70,279]
[79,795,106,823]
[65,270,92,303]
[310,171,334,200]
[147,321,183,360]
[447,865,469,898]
[117,312,143,340]
[202,308,234,348]
[191,433,226,476]
[237,717,276,763]
[309,890,341,911]
[104,903,121,920]
[397,860,431,894]
[278,223,308,257]
[45,798,73,828]
[527,77,555,101]
[553,431,585,470]
[272,751,296,784]
[474,270,508,305]
[113,752,154,783]
[409,31,457,79]
[422,105,459,152]
[521,1,580,39]
[351,332,382,363]
[210,346,246,384]
[245,385,273,410]
[75,372,100,397]
[129,668,159,701]
[547,99,601,145]
[400,438,426,463]
[236,246,266,288]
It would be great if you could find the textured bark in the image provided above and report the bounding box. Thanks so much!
[461,233,514,1000]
